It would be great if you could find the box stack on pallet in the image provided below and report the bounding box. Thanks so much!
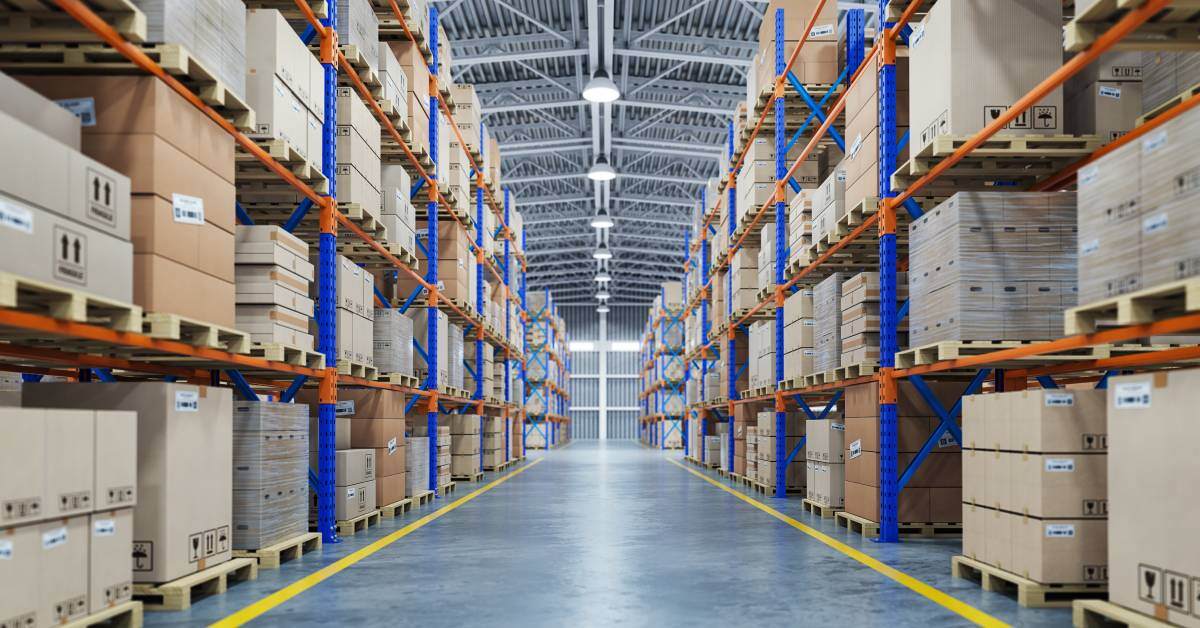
[450,414,482,481]
[524,291,569,450]
[236,226,316,354]
[805,417,845,516]
[755,411,805,493]
[639,282,686,448]
[231,401,309,552]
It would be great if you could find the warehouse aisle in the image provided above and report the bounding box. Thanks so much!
[148,441,1067,626]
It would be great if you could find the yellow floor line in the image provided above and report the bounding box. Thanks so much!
[212,458,543,627]
[668,459,1008,628]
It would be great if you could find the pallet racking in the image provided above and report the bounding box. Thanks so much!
[671,0,1200,543]
[0,0,571,545]
[521,286,571,451]
[636,284,687,450]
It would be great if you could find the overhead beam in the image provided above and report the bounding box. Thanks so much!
[507,172,706,185]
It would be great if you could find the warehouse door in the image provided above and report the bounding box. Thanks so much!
[565,306,646,440]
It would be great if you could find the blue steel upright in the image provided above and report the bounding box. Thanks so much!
[503,189,512,462]
[474,133,485,470]
[699,189,710,464]
[772,7,788,499]
[519,230,528,457]
[315,0,340,544]
[877,0,901,543]
[427,6,441,494]
[725,119,737,473]
[682,230,690,457]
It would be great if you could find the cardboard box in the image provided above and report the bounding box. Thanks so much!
[1011,513,1107,585]
[38,516,89,623]
[0,69,81,149]
[333,449,374,486]
[94,410,137,510]
[134,253,235,328]
[374,442,406,478]
[332,480,376,520]
[237,241,314,280]
[1066,80,1142,142]
[246,72,310,163]
[247,8,323,116]
[44,409,94,519]
[807,461,844,507]
[375,473,406,507]
[0,409,46,525]
[22,382,234,584]
[844,380,970,418]
[89,508,134,612]
[806,419,845,463]
[450,434,480,455]
[349,418,406,450]
[1008,452,1107,519]
[0,522,39,625]
[308,416,351,451]
[132,194,234,283]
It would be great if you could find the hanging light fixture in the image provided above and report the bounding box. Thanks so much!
[592,241,613,260]
[587,155,616,182]
[597,304,610,314]
[596,289,611,301]
[594,268,612,282]
[590,205,614,229]
[582,69,620,103]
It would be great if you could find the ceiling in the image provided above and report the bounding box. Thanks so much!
[437,0,880,305]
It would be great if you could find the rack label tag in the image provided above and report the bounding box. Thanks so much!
[336,400,356,415]
[388,437,398,455]
[1099,85,1122,99]
[1045,524,1076,537]
[1114,382,1151,408]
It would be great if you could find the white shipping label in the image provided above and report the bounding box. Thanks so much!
[0,539,10,559]
[1099,85,1122,99]
[1143,130,1168,154]
[1045,524,1076,538]
[174,390,199,412]
[831,422,845,431]
[55,97,97,126]
[1114,382,1151,408]
[810,24,835,38]
[836,169,847,182]
[848,134,864,159]
[0,198,34,234]
[42,527,68,549]
[388,437,398,455]
[1044,392,1075,407]
[1081,239,1100,257]
[911,24,925,48]
[93,519,116,536]
[336,400,356,415]
[849,439,862,459]
[346,487,356,498]
[1045,458,1076,472]
[172,194,205,225]
[1143,213,1168,235]
[937,432,957,448]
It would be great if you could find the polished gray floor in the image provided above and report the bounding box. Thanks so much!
[146,441,1069,626]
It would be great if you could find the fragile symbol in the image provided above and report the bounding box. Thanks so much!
[1141,564,1164,604]
[188,533,202,563]
[203,529,217,557]
[52,226,87,285]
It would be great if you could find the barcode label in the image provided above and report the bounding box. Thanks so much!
[388,437,398,455]
[55,97,97,126]
[1045,524,1076,537]
[848,134,864,159]
[1143,213,1168,235]
[175,391,199,412]
[1114,382,1151,408]
[42,527,68,549]
[848,439,862,459]
[0,198,34,234]
[1079,165,1100,185]
[1143,130,1168,154]
[93,519,116,536]
[1045,458,1076,472]
[336,400,356,415]
[1099,85,1122,99]
[0,539,12,559]
[1045,392,1075,407]
[172,194,205,225]
[810,24,835,38]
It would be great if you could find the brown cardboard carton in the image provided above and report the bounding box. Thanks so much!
[0,523,39,625]
[450,434,480,455]
[984,450,1010,511]
[1066,80,1142,142]
[930,487,962,522]
[1008,389,1107,453]
[94,411,137,511]
[134,253,236,328]
[332,480,375,520]
[333,450,374,486]
[844,381,970,418]
[808,461,844,507]
[89,508,133,613]
[845,415,937,454]
[450,454,480,476]
[984,505,1013,572]
[308,416,351,451]
[0,409,45,526]
[962,448,985,505]
[805,419,845,462]
[22,382,233,584]
[1011,514,1107,585]
[131,194,234,283]
[844,481,929,523]
[375,473,405,507]
[38,516,89,623]
[1009,452,1107,518]
[374,444,406,478]
[299,388,407,420]
[239,241,315,280]
[45,409,94,518]
[349,418,406,450]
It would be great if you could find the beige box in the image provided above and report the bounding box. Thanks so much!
[333,480,376,520]
[962,448,985,505]
[1108,370,1200,627]
[1011,513,1108,585]
[134,253,235,328]
[983,505,1014,572]
[45,409,94,519]
[450,454,480,476]
[236,241,314,280]
[246,9,318,118]
[1066,81,1142,142]
[910,0,1063,151]
[450,414,481,435]
[0,69,81,149]
[38,516,89,623]
[89,508,134,613]
[807,461,844,507]
[337,164,382,220]
[335,449,374,486]
[962,502,987,562]
[450,434,480,455]
[132,194,234,283]
[805,419,845,463]
[22,382,233,584]
[94,411,137,510]
[353,313,374,366]
[1009,452,1107,519]
[0,522,40,626]
[999,389,1107,453]
[309,416,351,451]
[0,409,45,526]
[246,72,309,162]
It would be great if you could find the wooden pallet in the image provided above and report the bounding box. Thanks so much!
[375,371,420,387]
[1065,0,1200,51]
[752,480,804,495]
[891,134,1103,195]
[835,361,878,381]
[0,42,254,131]
[803,368,843,387]
[231,532,321,570]
[894,340,1111,369]
[1066,277,1200,335]
[335,44,381,95]
[337,359,379,380]
[0,0,147,43]
[1138,81,1200,127]
[232,194,385,240]
[60,600,143,628]
[249,342,326,369]
[244,0,329,22]
[452,471,484,483]
[439,481,457,495]
[834,511,962,538]
[951,555,1107,608]
[1072,599,1175,627]
[802,498,838,518]
[235,137,329,194]
[379,497,413,518]
[143,312,252,354]
[484,458,516,472]
[133,557,257,611]
[0,271,142,332]
[334,509,382,537]
[409,489,435,507]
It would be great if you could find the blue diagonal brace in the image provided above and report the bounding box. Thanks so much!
[92,368,116,382]
[282,198,314,233]
[783,435,807,467]
[224,369,259,401]
[372,284,390,309]
[281,376,308,403]
[399,285,425,313]
[1037,376,1059,389]
[404,394,421,414]
[784,64,849,153]
[898,370,991,491]
[786,73,846,151]
[235,201,255,226]
[1095,370,1116,389]
[411,178,425,200]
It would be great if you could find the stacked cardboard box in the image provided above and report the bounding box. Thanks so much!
[22,74,238,325]
[745,427,758,480]
[413,424,451,487]
[398,221,477,307]
[450,414,481,477]
[909,0,1063,152]
[373,308,415,376]
[720,335,749,399]
[231,401,309,550]
[377,42,410,126]
[843,381,964,523]
[719,429,730,471]
[136,0,246,101]
[750,0,839,112]
[335,87,383,225]
[246,9,324,170]
[755,411,805,490]
[747,320,777,391]
[810,164,845,250]
[510,418,524,459]
[783,288,816,380]
[235,226,315,351]
[731,405,754,475]
[1139,51,1200,115]
[405,436,430,497]
[380,164,417,255]
[0,405,136,622]
[806,418,846,508]
[843,50,909,207]
[961,389,1108,585]
[662,420,682,448]
[908,192,1077,347]
[787,190,814,269]
[730,246,759,312]
[482,417,505,469]
[839,272,908,367]
[336,0,380,70]
[448,322,465,390]
[24,383,232,585]
[1065,52,1143,142]
[348,391,406,508]
[386,39,431,156]
[315,255,375,366]
[813,272,844,373]
[0,78,133,303]
[411,307,449,388]
[1107,369,1200,626]
[1077,105,1200,307]
[705,435,722,464]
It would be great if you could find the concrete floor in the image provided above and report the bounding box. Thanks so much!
[147,440,1071,626]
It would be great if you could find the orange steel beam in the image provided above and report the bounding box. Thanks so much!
[1012,345,1200,379]
[0,343,204,380]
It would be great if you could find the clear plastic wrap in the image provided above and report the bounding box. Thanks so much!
[373,308,414,376]
[814,273,845,372]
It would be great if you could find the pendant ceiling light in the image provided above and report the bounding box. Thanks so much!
[587,155,616,182]
[583,69,620,103]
